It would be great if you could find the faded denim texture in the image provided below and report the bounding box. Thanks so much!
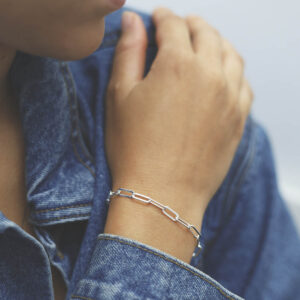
[0,7,299,300]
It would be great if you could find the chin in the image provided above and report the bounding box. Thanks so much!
[54,25,106,61]
[55,39,104,61]
[22,20,106,61]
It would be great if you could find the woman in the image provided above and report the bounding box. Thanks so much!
[0,0,299,299]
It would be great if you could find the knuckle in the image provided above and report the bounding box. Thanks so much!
[203,20,220,37]
[186,14,204,26]
[233,51,244,70]
[169,15,185,25]
[226,42,244,68]
[186,14,198,21]
[164,47,191,64]
[222,38,231,52]
[249,85,254,101]
[161,14,185,28]
[209,27,221,38]
[223,39,242,59]
[186,14,218,34]
[238,55,245,68]
[200,28,221,48]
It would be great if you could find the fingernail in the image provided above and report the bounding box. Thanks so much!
[122,11,135,31]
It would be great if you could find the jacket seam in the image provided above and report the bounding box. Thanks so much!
[63,61,95,165]
[30,212,91,223]
[226,126,256,217]
[59,62,96,178]
[33,202,92,214]
[71,139,96,178]
[221,117,255,218]
[97,236,237,300]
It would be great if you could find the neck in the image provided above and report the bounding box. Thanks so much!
[0,45,27,232]
[0,44,17,106]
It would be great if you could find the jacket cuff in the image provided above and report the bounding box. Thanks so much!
[71,233,243,300]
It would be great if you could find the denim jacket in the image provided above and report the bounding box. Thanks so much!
[1,7,300,300]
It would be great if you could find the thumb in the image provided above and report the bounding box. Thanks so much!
[108,11,148,98]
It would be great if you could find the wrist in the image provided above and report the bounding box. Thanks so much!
[104,185,206,263]
[111,180,209,218]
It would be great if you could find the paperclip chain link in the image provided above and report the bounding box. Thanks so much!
[106,188,203,258]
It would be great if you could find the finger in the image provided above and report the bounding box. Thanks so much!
[152,7,193,52]
[222,38,245,102]
[186,15,222,67]
[239,78,254,122]
[108,11,148,98]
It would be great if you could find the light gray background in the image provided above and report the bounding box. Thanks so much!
[126,0,300,229]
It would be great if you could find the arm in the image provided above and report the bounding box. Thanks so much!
[70,7,251,300]
[103,8,252,264]
[104,184,205,263]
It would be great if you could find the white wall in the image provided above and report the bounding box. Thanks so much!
[126,0,300,216]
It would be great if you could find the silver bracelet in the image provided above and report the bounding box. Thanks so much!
[106,188,203,258]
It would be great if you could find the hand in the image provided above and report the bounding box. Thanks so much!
[104,8,253,263]
[105,8,253,212]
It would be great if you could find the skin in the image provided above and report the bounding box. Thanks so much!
[0,0,124,228]
[0,1,253,299]
[104,9,253,263]
[0,0,126,61]
[0,1,125,299]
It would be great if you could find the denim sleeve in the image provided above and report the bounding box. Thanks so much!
[71,233,243,300]
[199,120,300,299]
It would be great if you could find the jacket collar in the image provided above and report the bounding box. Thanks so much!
[8,51,95,226]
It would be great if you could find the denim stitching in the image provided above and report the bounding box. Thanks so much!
[59,62,96,178]
[239,125,269,296]
[64,63,96,166]
[193,120,255,269]
[97,236,237,300]
[28,62,96,222]
[226,123,256,218]
[31,213,91,223]
[71,295,94,300]
[33,202,92,214]
[71,140,96,178]
[62,62,95,164]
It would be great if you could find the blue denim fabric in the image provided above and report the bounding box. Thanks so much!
[0,7,299,300]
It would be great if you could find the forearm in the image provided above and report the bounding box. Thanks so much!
[104,183,206,264]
